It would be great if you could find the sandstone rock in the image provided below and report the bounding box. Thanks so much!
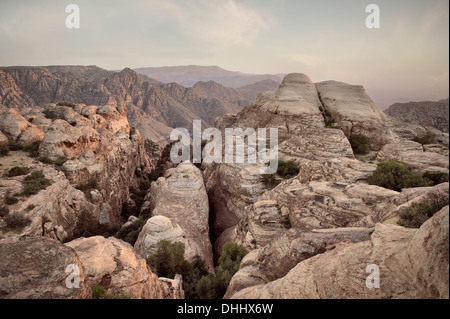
[66,236,184,299]
[0,108,30,140]
[146,163,214,271]
[376,140,449,173]
[0,237,90,299]
[224,227,372,298]
[228,207,449,299]
[315,80,397,150]
[134,215,187,259]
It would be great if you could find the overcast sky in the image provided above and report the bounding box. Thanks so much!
[0,0,448,107]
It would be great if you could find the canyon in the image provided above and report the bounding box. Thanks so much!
[0,69,448,299]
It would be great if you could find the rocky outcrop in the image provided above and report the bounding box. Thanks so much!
[0,108,45,144]
[228,207,449,299]
[0,104,151,241]
[0,237,90,299]
[66,236,184,299]
[142,163,214,271]
[224,227,372,298]
[385,99,449,133]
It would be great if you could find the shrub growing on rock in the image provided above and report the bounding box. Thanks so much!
[21,170,52,196]
[422,171,449,186]
[398,198,449,228]
[261,160,299,190]
[0,146,9,157]
[4,213,32,230]
[349,133,370,155]
[413,131,438,145]
[4,166,30,177]
[368,160,431,191]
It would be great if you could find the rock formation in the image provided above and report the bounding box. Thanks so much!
[385,99,449,133]
[227,207,449,299]
[138,163,214,271]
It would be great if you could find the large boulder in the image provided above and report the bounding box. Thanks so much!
[66,236,184,299]
[228,206,449,299]
[0,237,90,299]
[145,163,214,271]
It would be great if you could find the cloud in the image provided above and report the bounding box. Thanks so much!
[289,54,325,67]
[146,0,273,47]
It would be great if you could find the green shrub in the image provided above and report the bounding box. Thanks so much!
[5,166,30,177]
[75,178,98,192]
[4,213,32,230]
[92,285,107,299]
[4,196,19,205]
[43,109,60,121]
[422,171,449,186]
[413,131,438,145]
[116,218,146,246]
[21,171,52,196]
[68,210,117,241]
[398,198,449,228]
[7,140,23,151]
[147,240,246,299]
[0,146,10,157]
[261,160,299,190]
[349,133,370,155]
[26,204,36,211]
[39,155,54,164]
[54,156,68,167]
[368,160,431,192]
[22,141,41,157]
[0,205,9,217]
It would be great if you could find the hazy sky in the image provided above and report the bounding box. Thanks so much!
[0,0,448,107]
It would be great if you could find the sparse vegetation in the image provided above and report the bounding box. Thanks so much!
[4,166,30,177]
[92,285,132,299]
[413,131,438,145]
[7,140,23,151]
[368,160,431,192]
[147,240,246,299]
[398,198,449,228]
[75,178,98,192]
[21,170,52,196]
[0,205,9,217]
[4,196,19,205]
[54,156,68,167]
[68,210,119,241]
[3,212,32,230]
[349,133,370,155]
[116,217,146,245]
[422,171,449,186]
[43,109,61,121]
[261,160,300,190]
[57,101,76,108]
[22,141,41,157]
[0,146,9,157]
[38,155,54,164]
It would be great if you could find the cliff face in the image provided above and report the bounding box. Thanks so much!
[385,99,450,133]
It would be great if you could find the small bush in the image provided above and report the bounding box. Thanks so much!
[69,210,114,240]
[0,146,9,157]
[413,131,438,145]
[26,204,36,211]
[5,166,30,177]
[39,155,54,164]
[4,213,32,230]
[261,160,299,190]
[54,156,68,167]
[398,198,449,228]
[116,218,146,246]
[76,178,98,192]
[43,109,59,121]
[22,141,41,157]
[349,133,370,155]
[92,285,107,299]
[4,196,19,205]
[22,171,52,196]
[0,205,9,217]
[422,171,449,186]
[7,140,23,151]
[368,160,431,191]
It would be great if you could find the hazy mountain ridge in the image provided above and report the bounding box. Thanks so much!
[133,65,284,88]
[385,99,449,133]
[0,65,277,144]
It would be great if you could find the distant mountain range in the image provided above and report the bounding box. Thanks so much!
[133,65,284,88]
[0,65,280,144]
[384,98,449,133]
